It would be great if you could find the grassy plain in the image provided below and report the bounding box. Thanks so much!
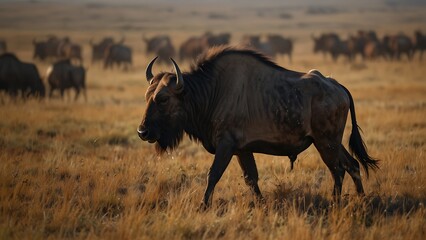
[0,1,425,239]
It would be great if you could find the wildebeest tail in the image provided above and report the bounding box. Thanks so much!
[340,84,379,177]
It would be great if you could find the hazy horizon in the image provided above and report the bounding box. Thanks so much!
[1,0,425,7]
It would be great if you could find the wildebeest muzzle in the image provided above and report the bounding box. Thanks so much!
[137,125,158,143]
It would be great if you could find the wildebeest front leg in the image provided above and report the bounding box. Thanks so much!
[201,140,234,210]
[237,152,263,201]
[74,87,80,101]
[60,88,65,100]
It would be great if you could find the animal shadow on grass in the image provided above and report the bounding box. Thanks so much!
[267,182,426,227]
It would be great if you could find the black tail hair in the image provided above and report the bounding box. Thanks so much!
[340,84,379,177]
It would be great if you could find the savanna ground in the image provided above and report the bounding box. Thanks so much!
[0,1,425,239]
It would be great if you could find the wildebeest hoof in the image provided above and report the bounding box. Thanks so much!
[197,202,211,212]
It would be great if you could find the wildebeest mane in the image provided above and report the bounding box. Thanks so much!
[191,46,287,73]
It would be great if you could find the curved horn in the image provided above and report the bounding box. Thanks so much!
[145,56,158,83]
[170,58,184,91]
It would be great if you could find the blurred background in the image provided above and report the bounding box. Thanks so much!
[1,0,425,68]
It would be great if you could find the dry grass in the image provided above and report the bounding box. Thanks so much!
[0,1,425,239]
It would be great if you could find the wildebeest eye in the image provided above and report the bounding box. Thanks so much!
[155,96,169,105]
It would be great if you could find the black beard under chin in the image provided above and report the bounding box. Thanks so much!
[154,127,185,155]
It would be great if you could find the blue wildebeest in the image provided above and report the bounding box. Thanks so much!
[137,47,378,209]
[90,37,115,64]
[0,53,45,99]
[382,33,414,61]
[179,32,231,61]
[47,59,87,101]
[104,42,132,71]
[143,35,176,65]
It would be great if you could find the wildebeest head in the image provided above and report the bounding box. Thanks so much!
[138,57,186,154]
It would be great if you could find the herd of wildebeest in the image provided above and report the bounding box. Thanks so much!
[0,30,425,101]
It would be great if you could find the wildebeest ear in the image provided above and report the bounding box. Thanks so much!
[170,58,184,93]
[146,56,157,83]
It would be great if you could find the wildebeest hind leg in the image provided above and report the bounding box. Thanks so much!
[237,152,263,201]
[314,141,345,197]
[340,145,365,194]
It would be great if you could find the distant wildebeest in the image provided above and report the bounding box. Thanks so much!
[414,30,426,60]
[243,34,293,61]
[104,43,132,71]
[33,40,49,61]
[205,32,231,47]
[332,40,353,62]
[57,38,83,63]
[267,34,293,62]
[347,30,380,60]
[143,35,176,64]
[47,59,87,101]
[33,35,61,61]
[137,47,379,209]
[241,35,274,57]
[179,32,231,61]
[143,35,170,54]
[363,40,383,60]
[0,53,45,98]
[90,37,115,64]
[21,62,46,98]
[33,35,81,62]
[382,33,414,60]
[312,33,341,60]
[0,40,7,54]
[313,33,353,62]
[179,35,208,61]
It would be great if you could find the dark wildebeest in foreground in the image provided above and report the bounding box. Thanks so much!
[0,53,45,99]
[47,59,87,101]
[143,35,176,64]
[90,37,115,64]
[104,43,132,71]
[137,47,379,209]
